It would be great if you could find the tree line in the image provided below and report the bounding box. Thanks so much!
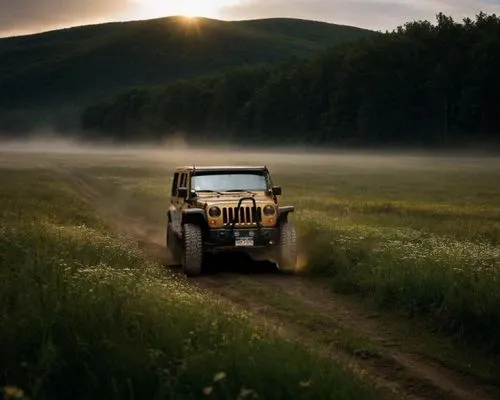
[82,13,500,147]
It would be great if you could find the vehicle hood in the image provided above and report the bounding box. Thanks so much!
[194,194,275,206]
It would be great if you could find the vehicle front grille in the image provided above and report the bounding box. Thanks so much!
[222,206,262,225]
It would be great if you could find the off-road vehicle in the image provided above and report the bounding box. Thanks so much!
[166,166,297,276]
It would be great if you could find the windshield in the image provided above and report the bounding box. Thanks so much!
[192,173,269,192]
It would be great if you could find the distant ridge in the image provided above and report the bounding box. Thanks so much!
[0,16,375,132]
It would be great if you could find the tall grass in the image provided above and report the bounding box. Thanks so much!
[299,215,500,346]
[58,156,500,353]
[290,168,500,352]
[0,168,384,400]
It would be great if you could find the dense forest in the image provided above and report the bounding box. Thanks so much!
[0,17,372,134]
[82,13,500,147]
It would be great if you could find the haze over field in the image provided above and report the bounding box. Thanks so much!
[1,137,499,163]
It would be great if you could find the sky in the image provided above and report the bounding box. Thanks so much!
[1,0,499,37]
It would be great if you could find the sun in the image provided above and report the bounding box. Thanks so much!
[129,0,230,20]
[178,6,199,18]
[174,0,206,18]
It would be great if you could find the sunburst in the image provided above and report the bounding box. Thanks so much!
[130,0,233,20]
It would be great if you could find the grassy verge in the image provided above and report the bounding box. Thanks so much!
[295,201,500,354]
[0,168,385,400]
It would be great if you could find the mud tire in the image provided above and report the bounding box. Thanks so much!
[182,223,203,277]
[277,222,298,274]
[166,222,181,266]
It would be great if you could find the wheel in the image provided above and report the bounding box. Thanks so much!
[181,223,203,277]
[166,222,181,266]
[277,222,298,274]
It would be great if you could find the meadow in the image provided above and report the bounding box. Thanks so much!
[0,155,385,400]
[1,146,499,399]
[55,149,500,351]
[289,155,500,350]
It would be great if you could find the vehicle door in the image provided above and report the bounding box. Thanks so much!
[180,171,192,215]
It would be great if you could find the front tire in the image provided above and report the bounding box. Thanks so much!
[182,223,203,277]
[277,222,298,274]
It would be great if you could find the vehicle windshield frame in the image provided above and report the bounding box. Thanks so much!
[191,170,271,193]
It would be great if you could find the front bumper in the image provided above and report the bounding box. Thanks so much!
[204,227,280,250]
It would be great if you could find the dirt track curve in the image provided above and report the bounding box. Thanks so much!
[55,165,500,400]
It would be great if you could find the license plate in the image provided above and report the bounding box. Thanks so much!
[235,238,254,247]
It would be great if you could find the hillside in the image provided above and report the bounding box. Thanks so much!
[0,16,374,133]
[82,12,500,148]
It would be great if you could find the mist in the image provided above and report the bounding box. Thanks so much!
[1,134,499,175]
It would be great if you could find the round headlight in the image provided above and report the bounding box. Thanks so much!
[263,205,276,216]
[209,206,221,217]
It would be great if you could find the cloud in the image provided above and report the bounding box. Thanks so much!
[0,0,134,37]
[220,0,500,31]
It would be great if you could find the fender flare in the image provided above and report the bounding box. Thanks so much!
[277,206,295,224]
[182,208,207,227]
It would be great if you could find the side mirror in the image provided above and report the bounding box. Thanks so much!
[177,187,188,198]
[272,186,282,196]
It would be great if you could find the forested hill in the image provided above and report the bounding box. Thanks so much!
[0,16,373,133]
[82,13,500,148]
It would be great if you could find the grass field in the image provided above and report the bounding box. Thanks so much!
[1,146,500,399]
[0,157,385,400]
[290,156,500,348]
[58,150,500,347]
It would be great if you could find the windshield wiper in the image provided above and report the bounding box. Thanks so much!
[225,189,259,195]
[196,190,224,196]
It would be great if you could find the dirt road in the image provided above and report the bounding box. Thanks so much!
[57,165,500,400]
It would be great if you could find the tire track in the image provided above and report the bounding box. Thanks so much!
[198,275,500,400]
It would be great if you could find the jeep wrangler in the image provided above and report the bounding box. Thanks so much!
[166,166,297,276]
